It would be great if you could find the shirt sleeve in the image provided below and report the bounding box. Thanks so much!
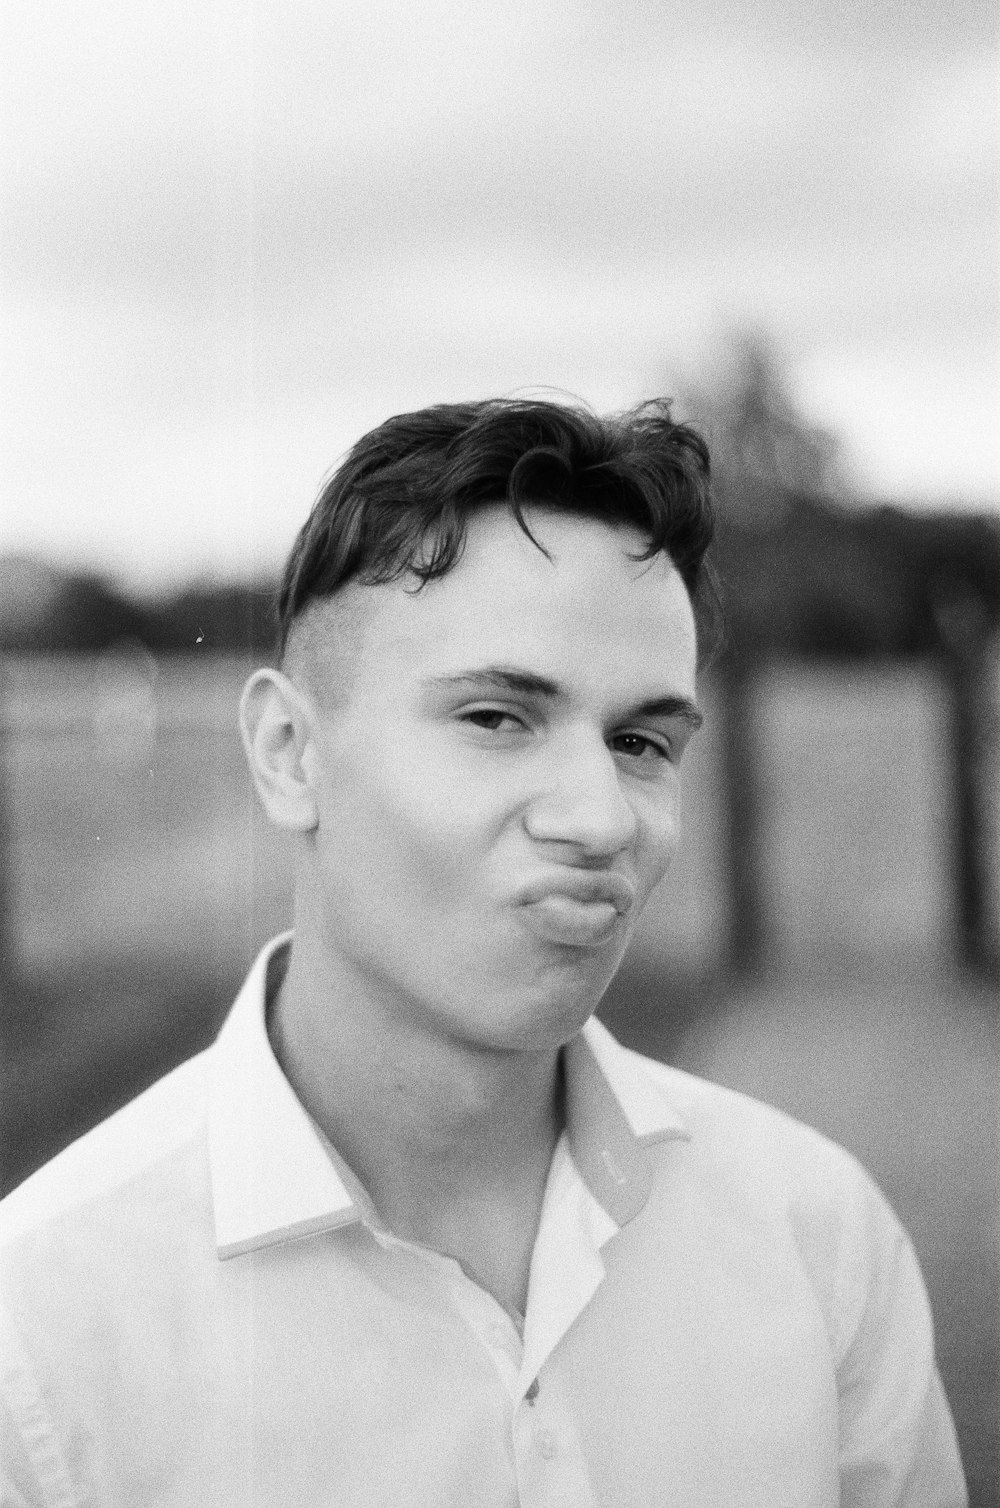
[0,1307,77,1508]
[0,1423,47,1508]
[832,1170,967,1508]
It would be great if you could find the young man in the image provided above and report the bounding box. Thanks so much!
[1,399,965,1505]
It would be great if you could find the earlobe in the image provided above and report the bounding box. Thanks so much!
[238,669,320,833]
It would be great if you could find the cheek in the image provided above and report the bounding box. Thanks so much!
[313,746,500,910]
[635,784,683,890]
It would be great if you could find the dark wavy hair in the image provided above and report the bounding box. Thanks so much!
[278,396,716,656]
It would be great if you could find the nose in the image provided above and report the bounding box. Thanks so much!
[523,732,638,860]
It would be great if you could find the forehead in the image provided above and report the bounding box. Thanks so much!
[303,507,697,701]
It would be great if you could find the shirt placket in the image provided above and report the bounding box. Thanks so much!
[400,1140,611,1507]
[430,1254,601,1508]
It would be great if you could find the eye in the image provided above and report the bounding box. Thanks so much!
[461,707,525,733]
[609,731,670,763]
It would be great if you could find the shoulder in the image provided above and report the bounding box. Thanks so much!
[601,1025,876,1202]
[0,1050,220,1500]
[0,1046,213,1253]
[608,1036,914,1361]
[0,1047,217,1415]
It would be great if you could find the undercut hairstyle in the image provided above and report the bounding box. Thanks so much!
[278,396,716,657]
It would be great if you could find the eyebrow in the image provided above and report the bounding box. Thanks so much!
[423,666,704,731]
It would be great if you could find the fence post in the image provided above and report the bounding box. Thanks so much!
[719,653,769,975]
[0,661,14,994]
[945,638,1000,976]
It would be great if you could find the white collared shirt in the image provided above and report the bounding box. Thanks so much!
[0,937,965,1506]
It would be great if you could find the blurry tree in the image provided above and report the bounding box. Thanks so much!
[139,583,279,658]
[0,557,278,657]
[692,334,853,524]
[0,556,150,652]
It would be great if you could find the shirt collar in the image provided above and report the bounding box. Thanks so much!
[208,935,691,1260]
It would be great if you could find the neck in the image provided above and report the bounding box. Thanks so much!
[268,926,564,1289]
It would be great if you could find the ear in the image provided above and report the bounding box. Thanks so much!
[239,668,320,833]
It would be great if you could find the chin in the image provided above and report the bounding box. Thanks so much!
[478,967,618,1054]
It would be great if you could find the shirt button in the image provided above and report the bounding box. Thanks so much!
[534,1428,558,1459]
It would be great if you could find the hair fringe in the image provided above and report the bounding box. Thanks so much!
[278,396,716,656]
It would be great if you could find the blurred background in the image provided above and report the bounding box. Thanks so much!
[1,0,998,1499]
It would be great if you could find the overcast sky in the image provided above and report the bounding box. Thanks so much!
[2,0,997,591]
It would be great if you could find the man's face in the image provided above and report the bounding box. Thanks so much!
[299,506,700,1052]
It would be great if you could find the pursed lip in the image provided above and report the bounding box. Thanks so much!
[515,869,636,916]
